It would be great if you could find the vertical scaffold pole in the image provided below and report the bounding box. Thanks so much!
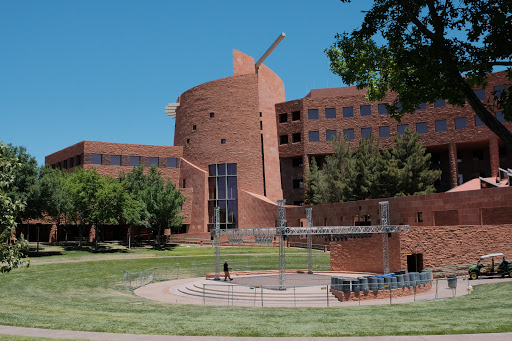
[306,207,313,274]
[379,201,390,274]
[214,207,221,281]
[277,200,286,290]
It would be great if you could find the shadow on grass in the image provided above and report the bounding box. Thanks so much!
[27,250,64,257]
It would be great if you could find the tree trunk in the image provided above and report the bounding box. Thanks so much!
[79,225,83,248]
[94,225,98,252]
[36,224,40,254]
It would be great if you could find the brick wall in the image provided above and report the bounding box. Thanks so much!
[174,72,265,197]
[257,62,285,202]
[238,190,278,228]
[179,158,208,235]
[400,224,512,269]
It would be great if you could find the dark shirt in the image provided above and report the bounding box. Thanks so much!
[224,263,229,271]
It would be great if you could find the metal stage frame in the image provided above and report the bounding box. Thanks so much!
[211,200,409,290]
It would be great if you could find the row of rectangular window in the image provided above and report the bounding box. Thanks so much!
[302,113,507,142]
[51,154,82,170]
[279,111,301,123]
[279,87,501,123]
[89,154,179,168]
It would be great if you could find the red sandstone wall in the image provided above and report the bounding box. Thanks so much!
[233,49,255,76]
[258,63,285,202]
[174,73,265,197]
[277,71,512,159]
[330,233,402,273]
[400,224,512,269]
[179,158,208,235]
[238,191,278,228]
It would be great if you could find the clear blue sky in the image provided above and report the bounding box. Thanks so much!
[1,0,374,165]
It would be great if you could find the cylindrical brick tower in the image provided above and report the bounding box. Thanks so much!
[173,50,284,232]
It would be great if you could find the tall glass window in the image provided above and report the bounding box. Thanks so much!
[208,163,238,230]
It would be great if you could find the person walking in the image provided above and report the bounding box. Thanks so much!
[224,260,233,281]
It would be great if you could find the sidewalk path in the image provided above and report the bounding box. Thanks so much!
[1,325,511,341]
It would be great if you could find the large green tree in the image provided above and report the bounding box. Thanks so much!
[0,142,29,272]
[121,165,185,248]
[305,131,441,205]
[326,0,512,150]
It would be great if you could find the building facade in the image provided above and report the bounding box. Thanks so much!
[45,49,512,247]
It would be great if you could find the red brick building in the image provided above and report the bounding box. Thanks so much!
[44,48,512,270]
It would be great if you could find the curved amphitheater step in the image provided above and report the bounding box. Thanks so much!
[174,282,330,303]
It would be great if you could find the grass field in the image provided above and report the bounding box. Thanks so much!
[0,243,511,338]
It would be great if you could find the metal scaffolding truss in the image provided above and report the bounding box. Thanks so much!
[210,200,409,290]
[211,224,409,238]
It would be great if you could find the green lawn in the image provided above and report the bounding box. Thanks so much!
[0,245,511,337]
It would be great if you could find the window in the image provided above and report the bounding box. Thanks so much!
[417,212,423,223]
[308,109,319,120]
[186,139,190,144]
[434,99,445,107]
[379,126,390,138]
[454,117,467,130]
[279,135,288,145]
[57,162,61,169]
[325,108,336,119]
[494,85,506,98]
[378,103,388,114]
[342,107,354,118]
[76,155,81,166]
[473,150,484,161]
[91,154,102,165]
[416,122,428,134]
[361,127,372,138]
[51,164,55,169]
[129,156,140,167]
[326,130,337,141]
[308,131,320,142]
[260,121,263,130]
[210,112,214,118]
[167,158,178,168]
[292,179,303,189]
[458,174,463,185]
[474,89,485,101]
[208,163,238,230]
[192,125,196,131]
[417,103,427,110]
[221,139,226,144]
[475,115,485,127]
[111,155,121,166]
[497,111,506,123]
[148,157,159,167]
[63,160,67,169]
[292,157,302,167]
[69,157,74,168]
[397,124,408,135]
[292,132,301,143]
[259,112,262,117]
[343,129,354,140]
[435,120,447,132]
[360,105,371,116]
[279,113,288,123]
[292,111,301,121]
[183,179,186,188]
[396,102,402,112]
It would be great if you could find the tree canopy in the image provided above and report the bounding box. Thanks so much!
[305,130,441,205]
[0,142,29,272]
[326,0,512,150]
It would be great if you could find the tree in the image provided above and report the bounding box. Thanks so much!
[0,142,29,272]
[121,165,185,248]
[304,131,440,204]
[326,0,512,151]
[0,144,39,227]
[384,129,442,196]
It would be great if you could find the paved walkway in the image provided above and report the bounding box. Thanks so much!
[1,325,512,341]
